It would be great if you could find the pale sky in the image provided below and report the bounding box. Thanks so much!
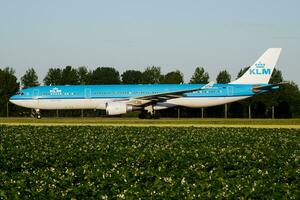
[0,0,299,85]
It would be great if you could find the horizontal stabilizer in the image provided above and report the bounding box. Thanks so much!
[252,82,287,93]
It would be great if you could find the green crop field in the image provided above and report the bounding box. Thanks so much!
[0,126,299,199]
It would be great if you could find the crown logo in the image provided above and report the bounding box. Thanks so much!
[255,62,265,68]
[50,87,62,94]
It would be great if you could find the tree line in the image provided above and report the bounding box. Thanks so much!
[0,65,299,118]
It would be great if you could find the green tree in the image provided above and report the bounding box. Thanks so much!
[61,66,79,85]
[189,67,209,84]
[21,68,39,89]
[43,68,62,85]
[121,70,143,84]
[0,67,19,116]
[77,66,92,85]
[142,66,162,84]
[269,69,283,84]
[236,66,250,79]
[91,67,120,84]
[275,82,300,117]
[161,70,184,84]
[216,70,231,83]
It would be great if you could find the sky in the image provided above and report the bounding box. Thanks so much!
[0,0,299,85]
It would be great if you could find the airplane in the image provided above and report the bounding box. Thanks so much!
[10,48,283,119]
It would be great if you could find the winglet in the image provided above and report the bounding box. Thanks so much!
[230,48,282,84]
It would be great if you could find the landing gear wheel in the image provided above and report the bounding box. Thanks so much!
[138,113,145,119]
[153,112,160,119]
[144,113,153,119]
[139,110,150,119]
[139,109,160,119]
[37,114,42,119]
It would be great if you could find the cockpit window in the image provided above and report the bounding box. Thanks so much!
[16,91,25,96]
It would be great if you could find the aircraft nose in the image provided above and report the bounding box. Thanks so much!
[9,95,28,108]
[9,95,16,103]
[9,94,20,105]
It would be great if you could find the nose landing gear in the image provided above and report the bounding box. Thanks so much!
[31,109,42,119]
[36,113,42,119]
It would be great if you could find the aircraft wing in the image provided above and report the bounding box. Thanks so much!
[126,81,214,106]
[252,82,287,93]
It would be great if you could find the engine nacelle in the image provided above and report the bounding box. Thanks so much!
[105,102,133,115]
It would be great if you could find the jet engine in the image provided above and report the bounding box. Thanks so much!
[105,102,137,115]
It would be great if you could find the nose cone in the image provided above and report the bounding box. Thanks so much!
[9,95,18,105]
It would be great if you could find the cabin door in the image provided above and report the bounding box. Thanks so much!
[33,89,39,99]
[85,88,92,99]
[227,86,234,96]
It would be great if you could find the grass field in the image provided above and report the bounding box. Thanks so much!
[0,125,299,199]
[0,117,300,128]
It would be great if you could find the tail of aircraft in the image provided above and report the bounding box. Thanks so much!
[230,48,282,84]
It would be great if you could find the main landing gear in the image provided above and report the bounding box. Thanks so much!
[31,109,42,119]
[138,110,160,119]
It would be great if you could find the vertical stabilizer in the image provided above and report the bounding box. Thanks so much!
[230,48,282,84]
